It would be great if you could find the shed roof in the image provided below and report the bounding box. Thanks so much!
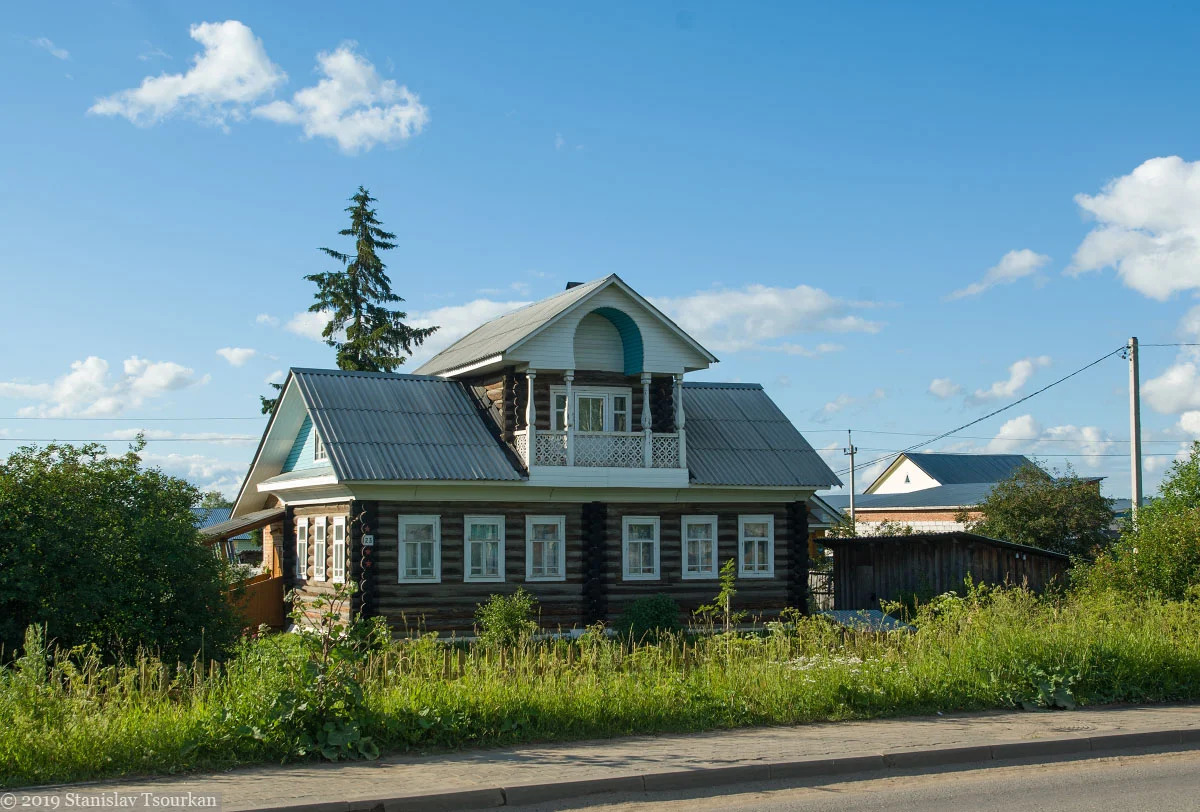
[192,506,251,540]
[683,381,841,488]
[820,530,1072,561]
[197,507,284,540]
[291,368,524,482]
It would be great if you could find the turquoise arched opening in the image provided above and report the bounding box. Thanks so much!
[589,306,644,375]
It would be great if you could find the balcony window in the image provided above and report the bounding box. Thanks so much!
[550,386,633,432]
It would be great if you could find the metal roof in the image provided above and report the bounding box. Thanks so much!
[414,277,610,375]
[197,507,284,540]
[902,453,1034,485]
[291,368,524,482]
[682,382,841,488]
[192,506,251,540]
[823,482,998,510]
[821,530,1073,561]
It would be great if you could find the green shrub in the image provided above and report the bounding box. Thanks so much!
[474,589,539,646]
[616,594,682,642]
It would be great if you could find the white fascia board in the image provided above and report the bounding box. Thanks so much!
[232,373,307,516]
[258,473,340,492]
[433,354,505,379]
[345,480,814,503]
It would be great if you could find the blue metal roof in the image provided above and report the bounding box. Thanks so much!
[290,368,525,482]
[683,382,841,488]
[192,506,252,540]
[901,453,1034,485]
[823,482,999,510]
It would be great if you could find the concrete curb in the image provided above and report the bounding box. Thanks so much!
[261,727,1198,812]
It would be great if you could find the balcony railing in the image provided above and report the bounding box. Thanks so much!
[512,430,681,469]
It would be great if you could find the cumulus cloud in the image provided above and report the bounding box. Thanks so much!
[970,356,1051,403]
[105,428,257,446]
[983,414,1113,466]
[928,378,963,399]
[255,313,279,327]
[253,42,428,153]
[141,452,244,497]
[216,347,256,366]
[0,356,206,417]
[946,249,1050,300]
[32,37,70,60]
[89,21,285,127]
[285,310,332,342]
[408,299,531,363]
[653,284,882,355]
[1068,156,1200,300]
[265,369,285,385]
[1144,361,1200,414]
[814,393,855,423]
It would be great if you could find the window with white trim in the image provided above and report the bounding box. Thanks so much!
[313,517,328,581]
[399,515,440,582]
[622,516,660,580]
[681,515,718,579]
[738,515,774,578]
[313,432,327,462]
[465,515,505,582]
[550,386,634,432]
[331,516,346,583]
[295,519,309,580]
[526,515,566,581]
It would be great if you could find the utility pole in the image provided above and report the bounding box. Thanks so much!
[1128,337,1143,522]
[844,430,857,532]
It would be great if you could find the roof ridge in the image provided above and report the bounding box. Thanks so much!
[682,381,763,390]
[291,367,455,382]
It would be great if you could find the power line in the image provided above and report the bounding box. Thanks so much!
[0,415,264,421]
[807,428,1185,444]
[0,437,256,443]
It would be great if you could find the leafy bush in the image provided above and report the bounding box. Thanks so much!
[474,589,539,647]
[615,594,682,642]
[0,441,239,662]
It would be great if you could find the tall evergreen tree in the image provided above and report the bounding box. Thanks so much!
[308,186,438,372]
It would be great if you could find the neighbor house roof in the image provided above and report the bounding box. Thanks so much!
[192,506,251,540]
[823,482,999,511]
[866,452,1035,493]
[683,382,841,488]
[291,368,524,482]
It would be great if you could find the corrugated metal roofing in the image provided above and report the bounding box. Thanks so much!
[821,530,1072,561]
[682,382,841,488]
[823,482,999,510]
[291,368,524,482]
[192,506,251,540]
[903,453,1034,485]
[197,507,284,540]
[414,277,610,375]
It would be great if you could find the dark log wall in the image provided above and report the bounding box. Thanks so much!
[287,502,353,623]
[832,535,1071,611]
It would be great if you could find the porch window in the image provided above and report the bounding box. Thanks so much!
[681,515,718,579]
[738,515,774,578]
[313,517,327,581]
[331,516,346,583]
[550,386,634,432]
[399,515,440,582]
[622,516,660,580]
[465,515,505,583]
[526,515,566,581]
[295,519,308,580]
[314,433,327,462]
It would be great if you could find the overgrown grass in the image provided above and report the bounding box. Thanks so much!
[4,586,1200,788]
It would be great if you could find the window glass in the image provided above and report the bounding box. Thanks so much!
[553,393,567,431]
[738,516,774,577]
[613,395,629,432]
[577,396,605,431]
[400,517,439,581]
[527,517,565,579]
[623,517,660,579]
[683,516,717,577]
[466,517,503,581]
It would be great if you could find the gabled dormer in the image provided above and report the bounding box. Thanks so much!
[416,275,718,485]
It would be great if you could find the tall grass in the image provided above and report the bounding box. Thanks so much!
[4,586,1200,788]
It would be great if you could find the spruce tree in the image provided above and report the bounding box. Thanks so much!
[307,186,438,372]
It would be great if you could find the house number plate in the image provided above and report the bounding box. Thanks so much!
[362,534,375,546]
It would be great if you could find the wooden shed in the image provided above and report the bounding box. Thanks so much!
[822,532,1071,611]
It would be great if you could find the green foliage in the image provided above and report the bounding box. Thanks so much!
[1080,442,1200,600]
[695,559,747,633]
[474,589,539,647]
[198,491,232,510]
[964,462,1114,557]
[259,381,283,415]
[306,187,438,373]
[615,594,682,642]
[0,441,239,663]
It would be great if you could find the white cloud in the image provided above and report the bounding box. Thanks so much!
[1180,411,1200,436]
[89,20,285,127]
[1068,156,1200,300]
[1144,361,1200,414]
[409,299,531,363]
[138,45,171,62]
[253,42,428,153]
[946,249,1050,300]
[928,377,963,399]
[141,452,244,497]
[970,356,1051,403]
[654,284,882,355]
[0,356,205,417]
[765,342,845,357]
[255,313,279,327]
[815,393,855,422]
[105,429,257,446]
[985,415,1043,453]
[216,347,256,366]
[32,37,69,60]
[285,310,332,342]
[265,369,285,385]
[555,133,565,151]
[982,414,1113,467]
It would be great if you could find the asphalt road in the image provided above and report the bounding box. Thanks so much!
[511,748,1200,811]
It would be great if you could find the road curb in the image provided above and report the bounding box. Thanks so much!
[228,727,1200,811]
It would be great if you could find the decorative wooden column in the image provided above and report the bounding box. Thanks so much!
[674,373,687,469]
[564,369,575,467]
[525,368,537,466]
[641,372,653,467]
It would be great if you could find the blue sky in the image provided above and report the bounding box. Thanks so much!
[4,1,1200,499]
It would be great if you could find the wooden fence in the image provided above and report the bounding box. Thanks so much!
[227,572,287,630]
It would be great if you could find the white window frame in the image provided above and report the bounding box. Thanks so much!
[681,514,719,580]
[295,519,309,581]
[312,516,328,581]
[331,516,346,584]
[398,515,441,583]
[525,515,567,582]
[464,515,505,583]
[737,514,775,578]
[549,385,634,433]
[622,515,661,580]
[313,432,327,462]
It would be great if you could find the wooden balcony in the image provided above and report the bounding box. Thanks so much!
[513,430,682,469]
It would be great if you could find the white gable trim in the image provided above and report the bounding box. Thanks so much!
[232,373,310,516]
